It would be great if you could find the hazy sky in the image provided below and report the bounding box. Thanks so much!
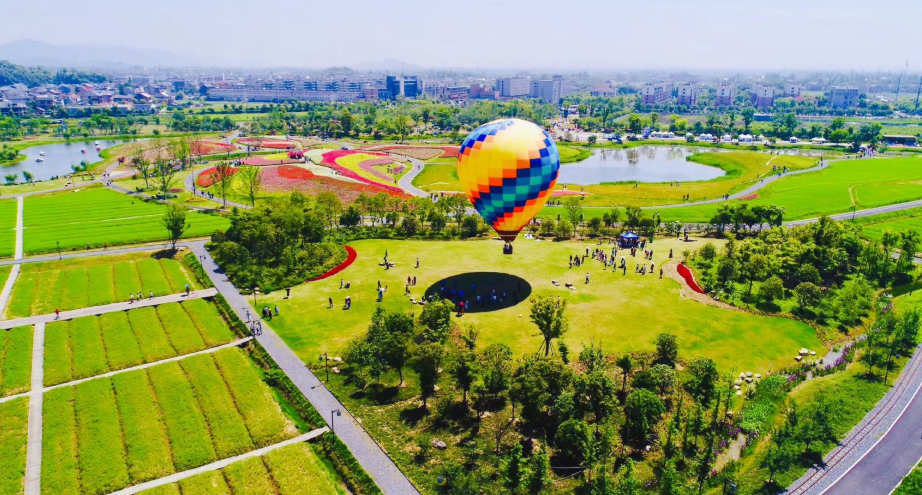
[1,0,919,70]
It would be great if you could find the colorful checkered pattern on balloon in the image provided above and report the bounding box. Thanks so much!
[458,119,560,228]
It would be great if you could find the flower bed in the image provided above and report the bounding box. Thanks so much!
[552,190,588,196]
[358,158,398,182]
[259,166,409,203]
[737,193,758,201]
[306,246,357,282]
[677,263,705,294]
[197,166,237,187]
[191,140,235,156]
[241,156,303,166]
[238,138,299,149]
[361,145,460,159]
[318,150,405,193]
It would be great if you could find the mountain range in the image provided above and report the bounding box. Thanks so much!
[0,40,207,69]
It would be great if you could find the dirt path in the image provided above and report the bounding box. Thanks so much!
[661,259,738,311]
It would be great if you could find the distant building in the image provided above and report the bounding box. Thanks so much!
[676,82,698,106]
[530,75,566,103]
[207,87,362,102]
[641,81,672,105]
[750,85,775,109]
[590,82,617,97]
[386,75,421,99]
[715,84,734,106]
[783,83,802,98]
[498,77,531,98]
[826,86,859,109]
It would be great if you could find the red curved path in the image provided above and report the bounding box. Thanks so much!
[306,246,357,282]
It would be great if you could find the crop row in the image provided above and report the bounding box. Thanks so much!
[0,199,15,259]
[137,442,341,495]
[43,300,235,386]
[8,255,199,318]
[0,326,32,397]
[41,348,297,495]
[0,398,28,495]
[23,188,229,254]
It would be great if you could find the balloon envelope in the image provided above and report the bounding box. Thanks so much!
[457,118,560,242]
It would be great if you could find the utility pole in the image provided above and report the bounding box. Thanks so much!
[914,74,922,110]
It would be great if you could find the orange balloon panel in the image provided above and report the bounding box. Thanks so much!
[457,119,560,242]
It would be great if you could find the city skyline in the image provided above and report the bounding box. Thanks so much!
[0,0,919,71]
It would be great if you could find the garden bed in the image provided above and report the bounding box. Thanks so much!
[260,166,409,203]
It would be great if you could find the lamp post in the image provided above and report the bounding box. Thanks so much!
[319,352,330,384]
[252,287,259,308]
[331,408,341,433]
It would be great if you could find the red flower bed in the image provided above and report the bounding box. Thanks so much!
[358,158,398,182]
[552,190,586,196]
[259,166,410,203]
[197,166,238,187]
[306,246,357,282]
[677,263,705,294]
[241,156,303,166]
[318,150,404,193]
[737,193,758,201]
[278,165,314,180]
[191,140,235,156]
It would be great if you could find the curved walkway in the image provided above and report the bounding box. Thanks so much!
[396,156,428,198]
[786,344,922,495]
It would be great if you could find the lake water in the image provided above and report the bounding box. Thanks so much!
[557,146,726,185]
[9,140,129,181]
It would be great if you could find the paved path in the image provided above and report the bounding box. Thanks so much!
[397,156,428,198]
[0,337,253,406]
[23,321,44,495]
[183,167,250,210]
[0,288,218,329]
[189,241,419,495]
[107,427,330,495]
[786,344,922,495]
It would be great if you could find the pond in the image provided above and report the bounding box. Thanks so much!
[7,139,130,182]
[557,146,725,185]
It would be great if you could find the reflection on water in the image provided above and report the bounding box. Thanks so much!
[10,140,129,181]
[558,146,726,185]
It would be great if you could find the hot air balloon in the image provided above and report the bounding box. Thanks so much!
[457,118,560,253]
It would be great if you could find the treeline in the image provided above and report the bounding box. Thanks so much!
[0,60,105,87]
[690,217,919,329]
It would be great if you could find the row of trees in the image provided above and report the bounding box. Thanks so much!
[343,295,738,494]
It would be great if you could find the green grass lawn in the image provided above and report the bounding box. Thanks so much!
[263,237,819,374]
[853,207,922,245]
[41,347,299,495]
[543,154,922,223]
[136,442,344,495]
[22,187,229,254]
[0,398,28,495]
[412,157,460,192]
[7,251,201,318]
[895,463,922,495]
[0,326,32,397]
[0,199,17,258]
[43,300,236,386]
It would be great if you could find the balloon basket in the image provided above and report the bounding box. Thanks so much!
[503,243,514,255]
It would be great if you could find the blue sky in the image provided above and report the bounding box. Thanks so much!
[1,0,919,70]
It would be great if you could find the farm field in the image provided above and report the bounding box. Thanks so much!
[41,347,300,495]
[263,237,820,374]
[136,442,344,495]
[43,300,236,386]
[6,251,203,318]
[0,199,16,258]
[22,187,229,254]
[0,398,28,495]
[853,207,922,244]
[0,326,32,397]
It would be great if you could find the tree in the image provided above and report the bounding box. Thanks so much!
[575,371,618,425]
[316,191,343,228]
[413,342,443,407]
[615,460,641,495]
[616,354,632,395]
[511,354,572,429]
[450,348,478,407]
[236,165,262,207]
[502,443,528,492]
[741,107,755,132]
[171,135,192,170]
[742,253,769,295]
[151,144,178,196]
[162,203,188,250]
[622,389,665,444]
[794,282,822,313]
[563,197,583,231]
[529,295,568,356]
[655,332,678,367]
[213,162,235,207]
[526,448,551,494]
[759,275,784,305]
[716,257,739,288]
[480,343,513,399]
[685,357,719,405]
[21,170,33,184]
[649,364,677,398]
[555,419,592,464]
[129,144,153,188]
[484,408,514,453]
[419,299,453,343]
